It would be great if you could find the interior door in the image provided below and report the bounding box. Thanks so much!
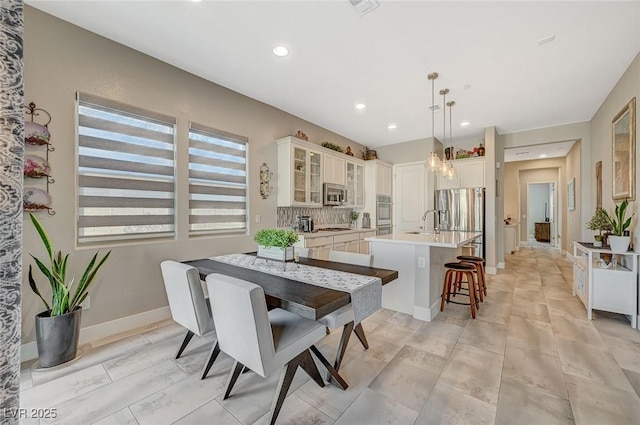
[550,182,557,247]
[393,163,428,231]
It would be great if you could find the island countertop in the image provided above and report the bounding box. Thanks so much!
[365,231,482,248]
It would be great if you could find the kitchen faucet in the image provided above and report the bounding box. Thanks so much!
[421,209,449,234]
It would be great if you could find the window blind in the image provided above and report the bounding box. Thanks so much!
[77,93,176,244]
[188,122,248,235]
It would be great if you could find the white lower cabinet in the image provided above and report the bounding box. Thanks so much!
[572,242,638,328]
[295,230,377,259]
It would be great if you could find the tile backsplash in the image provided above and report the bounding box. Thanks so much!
[277,207,353,228]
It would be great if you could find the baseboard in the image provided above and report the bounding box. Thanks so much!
[21,306,171,362]
[565,250,573,260]
[485,266,497,275]
[414,299,441,322]
[497,262,505,269]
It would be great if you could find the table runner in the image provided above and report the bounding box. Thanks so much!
[210,253,382,323]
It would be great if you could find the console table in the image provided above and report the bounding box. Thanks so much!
[535,222,550,242]
[572,242,638,328]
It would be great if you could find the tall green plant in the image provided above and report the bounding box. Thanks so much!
[604,199,634,236]
[28,213,111,316]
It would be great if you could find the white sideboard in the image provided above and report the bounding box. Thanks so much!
[572,242,638,328]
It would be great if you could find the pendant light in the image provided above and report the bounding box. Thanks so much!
[439,88,450,177]
[446,100,457,180]
[426,72,441,171]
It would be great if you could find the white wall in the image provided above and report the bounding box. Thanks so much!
[528,183,551,236]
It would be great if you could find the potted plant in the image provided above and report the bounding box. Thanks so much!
[586,208,612,247]
[254,228,299,261]
[28,213,111,367]
[351,211,360,229]
[603,199,634,253]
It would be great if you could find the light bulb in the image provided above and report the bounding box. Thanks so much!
[426,152,441,171]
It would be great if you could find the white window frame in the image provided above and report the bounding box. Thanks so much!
[76,92,177,246]
[188,122,249,237]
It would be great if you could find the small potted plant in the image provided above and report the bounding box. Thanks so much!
[28,213,111,367]
[351,211,360,229]
[586,208,612,247]
[604,199,634,253]
[254,228,299,261]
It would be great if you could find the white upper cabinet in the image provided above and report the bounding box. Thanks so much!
[323,153,346,185]
[277,137,323,207]
[346,160,364,208]
[437,158,485,189]
[376,163,393,196]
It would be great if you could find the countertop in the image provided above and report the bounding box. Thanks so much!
[365,231,482,248]
[292,228,377,238]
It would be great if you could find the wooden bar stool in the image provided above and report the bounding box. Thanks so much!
[457,255,487,302]
[441,262,479,319]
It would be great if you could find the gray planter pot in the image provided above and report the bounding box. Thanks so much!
[35,307,82,368]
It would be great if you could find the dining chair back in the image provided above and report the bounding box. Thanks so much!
[319,250,374,372]
[328,250,372,267]
[160,260,220,379]
[206,273,327,425]
[295,246,312,258]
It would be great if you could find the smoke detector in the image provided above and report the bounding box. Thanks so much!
[349,0,379,16]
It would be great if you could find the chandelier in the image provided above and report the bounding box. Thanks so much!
[425,72,456,180]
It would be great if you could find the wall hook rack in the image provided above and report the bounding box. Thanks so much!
[24,101,55,215]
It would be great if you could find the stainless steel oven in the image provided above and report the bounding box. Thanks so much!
[377,225,392,236]
[376,195,392,226]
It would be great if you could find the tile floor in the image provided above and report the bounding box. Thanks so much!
[20,247,640,425]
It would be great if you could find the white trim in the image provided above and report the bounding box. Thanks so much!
[497,262,505,269]
[21,306,171,362]
[486,266,497,275]
[414,298,441,322]
[565,250,573,260]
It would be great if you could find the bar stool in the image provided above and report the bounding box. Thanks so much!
[457,255,487,302]
[441,262,479,319]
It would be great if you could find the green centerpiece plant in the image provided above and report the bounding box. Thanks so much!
[254,228,299,263]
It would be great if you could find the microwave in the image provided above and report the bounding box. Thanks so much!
[323,183,347,206]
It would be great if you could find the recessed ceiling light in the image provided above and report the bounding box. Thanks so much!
[387,123,397,130]
[539,154,547,158]
[460,121,470,127]
[355,103,366,110]
[463,84,472,90]
[272,46,289,57]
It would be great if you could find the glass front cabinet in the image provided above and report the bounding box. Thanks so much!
[277,137,323,207]
[346,160,365,208]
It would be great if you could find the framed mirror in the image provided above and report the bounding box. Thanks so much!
[612,97,636,201]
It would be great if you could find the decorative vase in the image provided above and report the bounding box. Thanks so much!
[593,240,603,248]
[257,245,294,261]
[608,235,630,253]
[35,307,82,368]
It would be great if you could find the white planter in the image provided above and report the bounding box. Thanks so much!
[608,235,630,253]
[257,245,294,261]
[593,240,603,247]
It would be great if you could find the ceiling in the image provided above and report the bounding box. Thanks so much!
[27,1,640,148]
[504,140,576,163]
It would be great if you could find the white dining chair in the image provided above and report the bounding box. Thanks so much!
[206,273,327,425]
[320,250,373,372]
[160,260,221,380]
[295,246,312,258]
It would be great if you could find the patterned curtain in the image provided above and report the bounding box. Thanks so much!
[0,0,24,422]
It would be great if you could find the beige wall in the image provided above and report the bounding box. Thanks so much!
[21,7,364,343]
[589,52,640,247]
[376,137,442,164]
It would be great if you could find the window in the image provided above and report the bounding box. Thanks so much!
[77,93,176,244]
[188,122,248,235]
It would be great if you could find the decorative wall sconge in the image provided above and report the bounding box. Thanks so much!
[260,163,273,199]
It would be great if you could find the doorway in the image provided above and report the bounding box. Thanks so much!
[527,181,558,247]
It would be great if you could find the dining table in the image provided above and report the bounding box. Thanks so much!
[183,253,399,390]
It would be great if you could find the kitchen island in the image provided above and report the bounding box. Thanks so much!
[365,231,482,321]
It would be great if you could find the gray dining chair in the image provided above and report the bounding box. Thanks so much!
[160,260,221,380]
[206,273,327,425]
[319,250,373,372]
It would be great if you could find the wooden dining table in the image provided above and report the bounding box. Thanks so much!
[183,254,399,390]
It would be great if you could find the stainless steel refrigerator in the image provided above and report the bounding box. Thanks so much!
[435,187,485,259]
